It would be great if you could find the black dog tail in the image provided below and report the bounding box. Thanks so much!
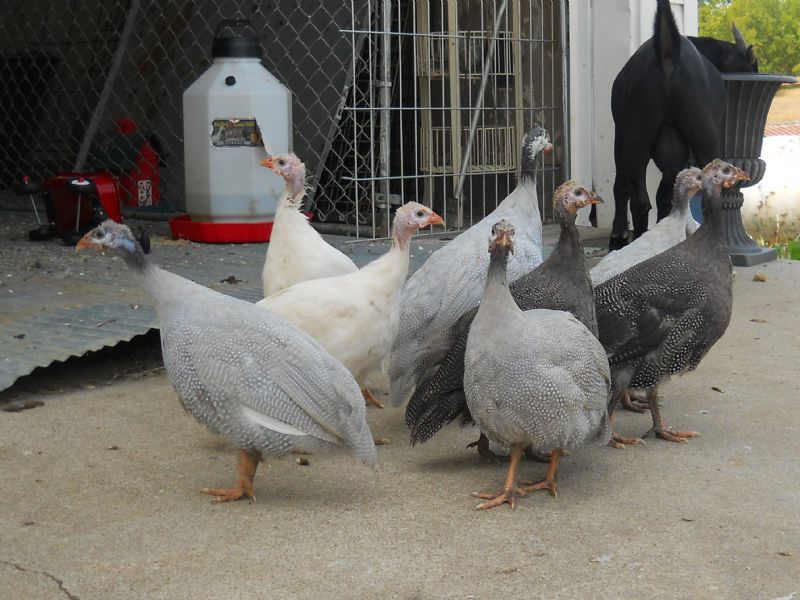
[653,0,681,72]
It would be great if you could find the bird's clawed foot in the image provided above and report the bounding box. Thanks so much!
[519,478,557,498]
[645,398,700,443]
[620,390,649,413]
[643,426,700,443]
[201,485,256,504]
[202,448,260,504]
[472,486,527,510]
[608,433,646,449]
[467,433,504,465]
[362,388,385,409]
[519,447,561,498]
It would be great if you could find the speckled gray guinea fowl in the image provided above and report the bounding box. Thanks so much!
[463,220,611,509]
[594,159,748,443]
[406,182,603,449]
[77,221,376,503]
[388,125,552,408]
[590,167,703,286]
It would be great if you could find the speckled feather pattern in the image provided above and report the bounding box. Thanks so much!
[141,264,377,464]
[591,168,703,285]
[464,257,610,452]
[389,130,550,407]
[406,215,598,444]
[594,210,733,394]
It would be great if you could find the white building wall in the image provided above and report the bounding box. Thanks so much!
[569,0,699,228]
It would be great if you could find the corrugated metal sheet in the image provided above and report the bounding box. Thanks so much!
[0,303,156,390]
[0,212,274,392]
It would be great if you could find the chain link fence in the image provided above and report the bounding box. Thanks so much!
[0,0,566,237]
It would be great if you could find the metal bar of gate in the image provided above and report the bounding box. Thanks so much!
[452,0,509,225]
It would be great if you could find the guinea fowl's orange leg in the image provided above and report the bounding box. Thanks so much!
[362,388,384,409]
[202,449,261,503]
[467,433,504,465]
[620,389,649,413]
[607,397,646,449]
[643,387,700,443]
[466,436,560,465]
[472,443,526,510]
[520,448,562,498]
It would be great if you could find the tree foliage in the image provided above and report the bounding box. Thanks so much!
[698,0,800,74]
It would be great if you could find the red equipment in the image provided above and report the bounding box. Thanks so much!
[43,172,123,229]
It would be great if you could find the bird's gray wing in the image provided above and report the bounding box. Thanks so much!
[163,301,369,450]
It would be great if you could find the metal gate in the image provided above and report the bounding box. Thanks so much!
[0,0,566,238]
[314,0,568,237]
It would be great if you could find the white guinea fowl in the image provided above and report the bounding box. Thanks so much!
[260,154,357,298]
[77,220,376,504]
[388,125,553,407]
[591,167,703,286]
[464,219,611,510]
[257,201,443,405]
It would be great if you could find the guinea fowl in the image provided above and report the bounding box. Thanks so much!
[260,154,357,298]
[389,125,553,407]
[595,159,748,443]
[464,220,611,509]
[77,221,376,503]
[406,182,603,457]
[591,167,703,286]
[258,202,443,410]
[593,167,703,413]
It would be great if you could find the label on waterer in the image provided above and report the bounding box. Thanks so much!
[137,179,153,206]
[210,118,263,147]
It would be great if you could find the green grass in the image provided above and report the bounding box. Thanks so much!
[771,238,800,260]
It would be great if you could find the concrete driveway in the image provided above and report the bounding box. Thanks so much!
[1,260,799,599]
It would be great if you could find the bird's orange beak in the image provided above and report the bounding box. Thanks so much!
[427,212,444,226]
[75,232,96,252]
[587,191,603,205]
[722,167,749,188]
[260,157,274,169]
[488,228,514,254]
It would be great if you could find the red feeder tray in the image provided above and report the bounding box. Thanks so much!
[169,215,274,243]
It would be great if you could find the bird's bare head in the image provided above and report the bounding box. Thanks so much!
[703,159,749,191]
[553,180,602,221]
[393,202,443,242]
[76,220,138,254]
[489,219,515,254]
[676,167,703,196]
[524,124,554,156]
[260,153,306,199]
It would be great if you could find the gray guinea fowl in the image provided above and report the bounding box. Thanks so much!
[590,167,703,286]
[594,159,748,444]
[464,220,611,510]
[388,125,553,408]
[77,221,376,503]
[406,182,603,460]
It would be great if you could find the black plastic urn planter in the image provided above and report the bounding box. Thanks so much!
[719,73,797,267]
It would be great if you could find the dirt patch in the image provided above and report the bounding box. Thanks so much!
[768,84,800,124]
